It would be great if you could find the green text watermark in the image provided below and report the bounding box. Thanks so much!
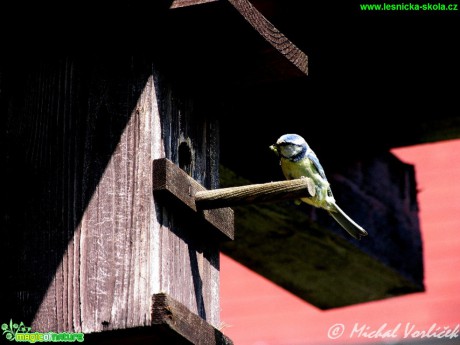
[2,320,84,343]
[360,2,458,11]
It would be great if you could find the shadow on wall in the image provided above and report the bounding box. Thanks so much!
[1,56,153,324]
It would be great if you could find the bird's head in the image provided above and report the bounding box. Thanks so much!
[270,134,308,162]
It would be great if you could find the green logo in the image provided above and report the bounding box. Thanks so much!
[2,320,31,341]
[1,320,84,343]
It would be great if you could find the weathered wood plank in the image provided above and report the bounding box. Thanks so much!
[227,0,308,75]
[77,62,159,333]
[170,0,219,9]
[152,158,234,240]
[84,293,233,344]
[151,293,233,345]
[153,73,226,329]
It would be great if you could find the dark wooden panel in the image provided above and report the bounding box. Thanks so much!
[1,57,226,335]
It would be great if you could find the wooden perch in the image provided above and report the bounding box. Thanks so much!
[195,178,316,209]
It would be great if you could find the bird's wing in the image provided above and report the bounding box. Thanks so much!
[306,151,327,181]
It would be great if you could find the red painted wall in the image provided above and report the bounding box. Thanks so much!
[221,139,460,344]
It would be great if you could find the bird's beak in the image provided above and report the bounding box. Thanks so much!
[269,144,278,155]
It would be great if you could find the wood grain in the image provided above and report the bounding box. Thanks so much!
[84,293,233,344]
[227,0,308,75]
[2,57,225,335]
[170,0,219,8]
[152,293,233,344]
[195,178,316,209]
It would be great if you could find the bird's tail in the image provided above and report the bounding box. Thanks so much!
[328,203,368,240]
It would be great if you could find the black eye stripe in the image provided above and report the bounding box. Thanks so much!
[277,143,307,162]
[278,142,302,147]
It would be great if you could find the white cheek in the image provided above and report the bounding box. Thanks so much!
[281,145,301,158]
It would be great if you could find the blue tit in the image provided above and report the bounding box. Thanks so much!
[270,134,368,240]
